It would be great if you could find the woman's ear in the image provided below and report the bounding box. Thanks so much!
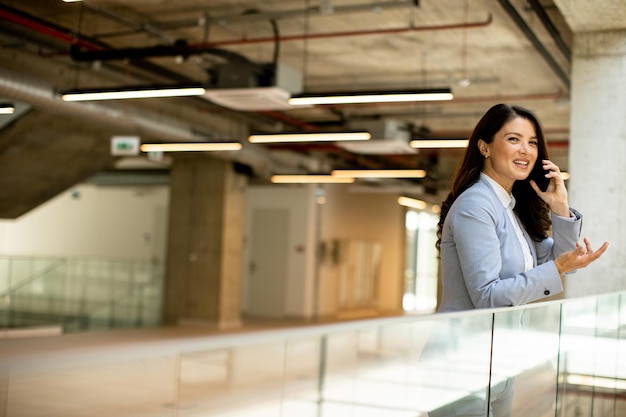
[477,139,489,158]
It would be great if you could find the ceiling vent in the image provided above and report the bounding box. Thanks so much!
[337,119,416,155]
[203,62,304,111]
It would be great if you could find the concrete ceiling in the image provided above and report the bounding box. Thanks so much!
[0,0,616,218]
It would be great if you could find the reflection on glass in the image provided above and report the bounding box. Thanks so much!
[322,315,493,416]
[3,292,626,416]
[557,293,626,416]
[491,304,561,417]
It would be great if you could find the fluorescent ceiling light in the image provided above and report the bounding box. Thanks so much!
[398,196,428,210]
[271,175,355,184]
[332,169,427,178]
[410,139,469,148]
[140,142,242,152]
[61,86,206,101]
[288,89,453,106]
[249,131,371,143]
[0,104,15,114]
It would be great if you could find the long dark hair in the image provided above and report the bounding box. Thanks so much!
[436,103,551,252]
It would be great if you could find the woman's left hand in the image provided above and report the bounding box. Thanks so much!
[530,159,571,217]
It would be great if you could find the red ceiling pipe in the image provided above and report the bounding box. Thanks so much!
[2,4,491,53]
[194,15,493,48]
[0,6,104,51]
[259,110,322,132]
[0,5,321,131]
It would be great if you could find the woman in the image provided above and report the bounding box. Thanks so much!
[437,103,609,312]
[431,103,609,417]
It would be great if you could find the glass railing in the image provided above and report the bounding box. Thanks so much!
[0,255,64,295]
[1,291,624,416]
[0,256,164,332]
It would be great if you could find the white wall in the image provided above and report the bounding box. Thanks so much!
[0,184,169,260]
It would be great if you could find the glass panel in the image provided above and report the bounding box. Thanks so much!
[491,303,562,417]
[8,260,67,328]
[557,293,626,417]
[176,337,322,416]
[0,257,63,294]
[322,314,493,416]
[6,355,179,416]
[0,256,164,333]
[3,290,626,416]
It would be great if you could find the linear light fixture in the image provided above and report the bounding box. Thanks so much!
[249,131,371,143]
[140,142,242,152]
[271,175,355,184]
[0,104,15,114]
[398,196,428,210]
[332,169,427,178]
[410,139,469,149]
[288,88,453,106]
[61,86,207,101]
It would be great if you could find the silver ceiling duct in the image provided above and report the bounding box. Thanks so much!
[0,66,320,181]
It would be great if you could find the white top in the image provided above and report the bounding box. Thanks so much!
[481,173,534,271]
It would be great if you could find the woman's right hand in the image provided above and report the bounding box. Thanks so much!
[554,237,609,274]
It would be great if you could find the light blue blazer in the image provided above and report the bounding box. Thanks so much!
[438,175,582,312]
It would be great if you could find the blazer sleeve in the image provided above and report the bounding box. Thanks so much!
[450,192,564,308]
[535,208,583,265]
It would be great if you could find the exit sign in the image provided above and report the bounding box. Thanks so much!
[111,136,140,156]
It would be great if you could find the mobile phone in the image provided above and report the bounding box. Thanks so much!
[530,163,551,192]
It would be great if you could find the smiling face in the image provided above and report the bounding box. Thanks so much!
[478,116,538,193]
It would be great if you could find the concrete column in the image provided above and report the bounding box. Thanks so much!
[566,28,626,297]
[162,155,247,328]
